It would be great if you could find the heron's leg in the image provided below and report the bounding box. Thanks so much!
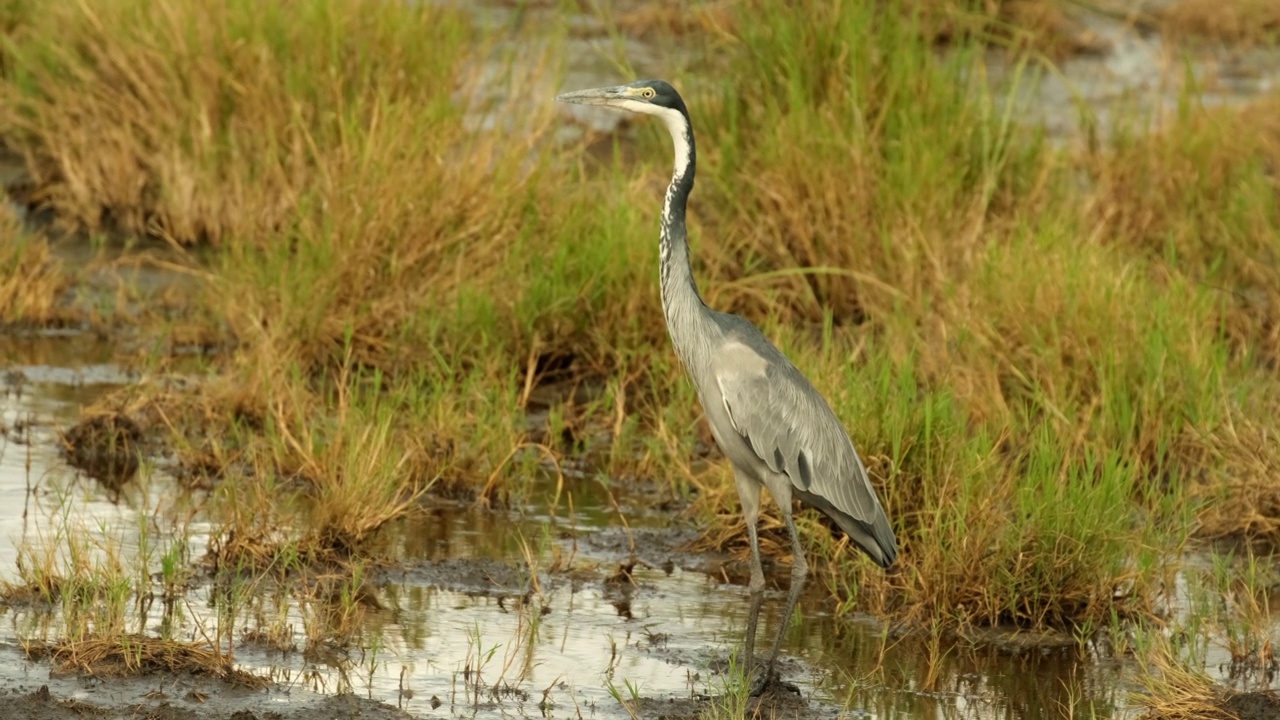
[761,504,807,685]
[734,471,766,680]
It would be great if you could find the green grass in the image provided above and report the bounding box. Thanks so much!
[0,0,1278,683]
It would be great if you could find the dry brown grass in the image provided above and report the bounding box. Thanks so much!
[1156,0,1280,45]
[2,1,341,242]
[608,0,737,39]
[0,0,551,267]
[27,636,267,687]
[904,0,1110,56]
[1085,94,1280,365]
[1188,420,1280,542]
[0,206,68,325]
[1133,636,1280,720]
[1137,682,1236,719]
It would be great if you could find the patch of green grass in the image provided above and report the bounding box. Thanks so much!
[196,358,459,572]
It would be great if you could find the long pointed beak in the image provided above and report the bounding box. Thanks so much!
[555,85,627,106]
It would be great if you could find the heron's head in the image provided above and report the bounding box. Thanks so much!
[555,79,687,119]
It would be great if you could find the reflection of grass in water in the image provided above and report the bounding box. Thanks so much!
[1164,550,1280,685]
[0,0,1277,708]
[0,461,261,683]
[454,598,549,711]
[1106,547,1280,720]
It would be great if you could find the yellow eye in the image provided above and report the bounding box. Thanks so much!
[641,87,656,99]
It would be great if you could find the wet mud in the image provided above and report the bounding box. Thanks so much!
[0,679,833,720]
[0,681,414,720]
[1224,690,1280,720]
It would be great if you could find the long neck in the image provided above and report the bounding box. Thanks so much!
[655,107,709,368]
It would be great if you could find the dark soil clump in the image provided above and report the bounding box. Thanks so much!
[0,683,416,720]
[643,687,833,720]
[1225,690,1280,720]
[60,413,143,487]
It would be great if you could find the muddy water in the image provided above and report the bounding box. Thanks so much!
[0,335,146,572]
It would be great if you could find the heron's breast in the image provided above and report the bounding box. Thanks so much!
[696,383,769,482]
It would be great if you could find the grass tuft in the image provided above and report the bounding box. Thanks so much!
[26,636,268,687]
[0,206,68,325]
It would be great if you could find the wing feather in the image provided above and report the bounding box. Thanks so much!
[711,339,897,566]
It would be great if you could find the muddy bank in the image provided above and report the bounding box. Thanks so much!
[0,681,414,720]
[0,674,838,720]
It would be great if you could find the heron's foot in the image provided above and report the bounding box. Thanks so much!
[747,666,801,699]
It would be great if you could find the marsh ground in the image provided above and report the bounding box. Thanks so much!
[3,0,1280,718]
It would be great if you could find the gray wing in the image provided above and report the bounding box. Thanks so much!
[711,337,898,568]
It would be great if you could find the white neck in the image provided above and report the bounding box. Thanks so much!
[617,100,691,180]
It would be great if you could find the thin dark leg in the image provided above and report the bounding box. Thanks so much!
[742,513,766,679]
[759,509,807,689]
